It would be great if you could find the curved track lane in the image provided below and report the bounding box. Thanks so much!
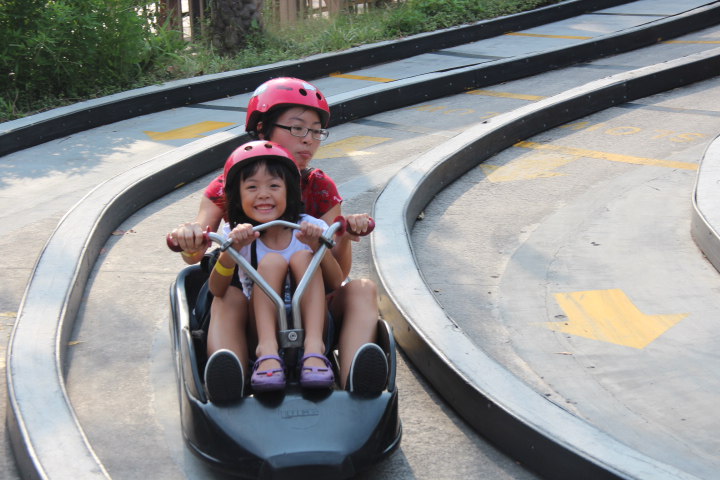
[6,2,720,478]
[375,47,720,479]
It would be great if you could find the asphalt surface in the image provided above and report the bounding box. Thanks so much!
[411,74,720,479]
[3,1,720,478]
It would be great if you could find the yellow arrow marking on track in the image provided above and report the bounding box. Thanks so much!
[547,289,687,349]
[480,152,575,182]
[144,121,236,141]
[329,72,395,83]
[505,32,592,40]
[466,89,545,101]
[315,136,392,159]
[515,141,698,170]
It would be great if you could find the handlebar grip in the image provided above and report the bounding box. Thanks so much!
[166,233,182,252]
[334,216,375,236]
[166,232,209,252]
[356,218,375,236]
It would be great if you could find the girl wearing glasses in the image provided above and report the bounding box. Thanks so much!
[170,77,388,402]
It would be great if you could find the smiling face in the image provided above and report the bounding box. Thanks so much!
[261,107,323,170]
[239,163,287,224]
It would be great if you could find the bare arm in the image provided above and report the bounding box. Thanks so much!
[320,204,353,278]
[209,224,258,297]
[170,196,225,265]
[320,205,373,279]
[319,250,345,292]
[209,251,235,297]
[297,221,345,292]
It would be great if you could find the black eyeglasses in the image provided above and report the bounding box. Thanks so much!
[274,124,329,141]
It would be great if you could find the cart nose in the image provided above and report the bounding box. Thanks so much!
[261,451,354,480]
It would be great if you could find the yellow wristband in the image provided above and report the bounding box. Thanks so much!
[181,251,196,258]
[214,261,235,277]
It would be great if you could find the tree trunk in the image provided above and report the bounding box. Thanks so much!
[156,0,183,31]
[210,0,263,55]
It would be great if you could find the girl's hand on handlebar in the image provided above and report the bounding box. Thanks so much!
[344,213,371,241]
[228,223,259,250]
[170,222,207,253]
[296,221,324,252]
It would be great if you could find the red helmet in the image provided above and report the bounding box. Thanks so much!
[245,77,330,133]
[223,140,299,189]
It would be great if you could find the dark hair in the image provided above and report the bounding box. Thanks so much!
[225,157,303,228]
[255,108,284,140]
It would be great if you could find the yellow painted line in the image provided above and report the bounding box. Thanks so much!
[664,40,720,44]
[144,120,236,141]
[466,89,545,101]
[515,140,698,170]
[315,136,392,159]
[548,289,687,349]
[0,312,17,317]
[505,32,592,40]
[480,152,575,182]
[329,72,395,83]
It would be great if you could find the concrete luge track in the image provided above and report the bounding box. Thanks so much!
[372,46,720,480]
[5,1,720,478]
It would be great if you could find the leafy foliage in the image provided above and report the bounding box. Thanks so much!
[384,0,558,35]
[1,0,560,122]
[0,0,184,120]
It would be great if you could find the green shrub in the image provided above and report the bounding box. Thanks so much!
[384,0,556,36]
[0,0,184,120]
[1,0,561,121]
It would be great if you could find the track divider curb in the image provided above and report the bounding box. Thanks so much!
[329,2,720,126]
[371,47,720,480]
[5,130,248,479]
[0,0,646,157]
[692,135,720,273]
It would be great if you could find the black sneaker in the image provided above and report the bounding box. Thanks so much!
[204,349,244,403]
[347,343,388,395]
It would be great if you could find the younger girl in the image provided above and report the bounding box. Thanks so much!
[208,141,344,393]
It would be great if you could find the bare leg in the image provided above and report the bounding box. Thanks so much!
[253,253,287,372]
[206,285,250,373]
[290,250,327,368]
[330,278,379,388]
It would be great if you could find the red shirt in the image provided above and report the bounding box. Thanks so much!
[205,168,342,220]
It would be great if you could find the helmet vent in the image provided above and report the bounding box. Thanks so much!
[244,145,253,151]
[298,88,308,96]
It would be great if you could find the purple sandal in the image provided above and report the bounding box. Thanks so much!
[251,355,286,392]
[300,353,335,389]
